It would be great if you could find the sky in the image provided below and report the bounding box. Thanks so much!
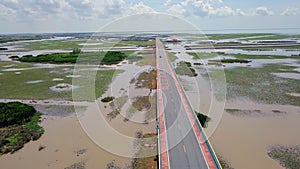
[0,0,300,34]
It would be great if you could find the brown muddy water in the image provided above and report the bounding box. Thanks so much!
[182,72,300,169]
[0,115,131,169]
[0,62,156,169]
[169,41,300,169]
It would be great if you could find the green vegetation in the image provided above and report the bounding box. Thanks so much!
[268,145,300,169]
[229,53,295,59]
[136,51,156,66]
[207,33,273,40]
[195,111,210,128]
[115,40,155,47]
[242,45,300,50]
[23,39,90,50]
[134,70,157,89]
[206,64,300,106]
[168,52,178,62]
[188,52,218,60]
[246,34,300,40]
[0,102,43,155]
[175,61,198,77]
[0,36,44,43]
[0,102,36,127]
[131,132,158,169]
[107,96,128,121]
[132,96,151,111]
[188,51,296,60]
[207,33,300,40]
[219,59,251,64]
[22,39,154,51]
[0,62,121,101]
[19,51,133,65]
[101,96,115,103]
[194,62,203,66]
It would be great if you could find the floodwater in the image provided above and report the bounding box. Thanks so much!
[197,48,300,56]
[0,115,132,169]
[182,73,300,169]
[170,42,300,169]
[0,60,156,168]
[211,101,300,169]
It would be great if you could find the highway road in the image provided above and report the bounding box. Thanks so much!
[156,38,221,169]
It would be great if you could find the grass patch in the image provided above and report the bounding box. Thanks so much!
[247,34,300,40]
[188,52,296,60]
[107,96,128,121]
[130,132,158,169]
[5,134,21,144]
[0,102,43,154]
[188,52,218,60]
[168,52,178,62]
[136,51,156,66]
[133,69,157,89]
[217,64,300,106]
[115,40,155,47]
[268,145,300,169]
[0,62,121,101]
[22,39,99,50]
[132,96,151,111]
[207,33,274,40]
[175,61,198,77]
[0,36,45,43]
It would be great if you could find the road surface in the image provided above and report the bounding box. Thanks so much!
[156,38,221,169]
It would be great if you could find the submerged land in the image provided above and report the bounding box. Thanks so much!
[0,32,299,169]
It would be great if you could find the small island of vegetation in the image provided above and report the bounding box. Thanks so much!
[175,61,198,77]
[101,96,115,103]
[195,111,210,128]
[19,48,137,65]
[0,102,44,155]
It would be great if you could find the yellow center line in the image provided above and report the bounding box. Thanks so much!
[174,108,176,112]
[178,123,181,129]
[183,145,187,153]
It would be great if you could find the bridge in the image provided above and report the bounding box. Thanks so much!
[156,38,222,169]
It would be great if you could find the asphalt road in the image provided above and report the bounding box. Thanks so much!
[156,38,212,169]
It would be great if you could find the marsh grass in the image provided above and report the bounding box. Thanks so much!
[206,64,300,106]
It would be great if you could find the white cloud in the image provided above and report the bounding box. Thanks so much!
[167,4,186,16]
[209,6,235,17]
[164,0,172,6]
[236,8,246,16]
[0,0,157,20]
[255,6,273,16]
[281,7,299,16]
[179,0,246,17]
[125,2,156,15]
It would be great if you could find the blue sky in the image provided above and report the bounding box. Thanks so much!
[0,0,299,33]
